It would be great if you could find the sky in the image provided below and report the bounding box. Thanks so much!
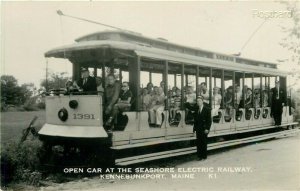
[1,1,297,88]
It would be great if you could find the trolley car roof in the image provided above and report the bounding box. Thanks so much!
[45,31,287,77]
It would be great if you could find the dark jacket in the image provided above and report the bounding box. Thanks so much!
[270,87,285,104]
[270,87,285,113]
[105,81,121,107]
[186,103,212,132]
[78,76,97,93]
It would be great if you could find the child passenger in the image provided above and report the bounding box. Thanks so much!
[170,88,181,122]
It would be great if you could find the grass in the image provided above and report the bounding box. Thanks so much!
[1,111,46,187]
[1,111,45,146]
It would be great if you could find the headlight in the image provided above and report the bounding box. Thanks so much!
[69,100,78,109]
[58,108,68,122]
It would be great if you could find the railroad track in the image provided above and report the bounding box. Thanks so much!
[115,127,300,166]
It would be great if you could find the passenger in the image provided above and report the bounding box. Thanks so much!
[239,88,253,120]
[199,82,209,106]
[224,86,233,119]
[170,88,181,123]
[262,89,269,118]
[65,80,79,94]
[253,89,261,119]
[160,81,166,90]
[234,84,242,109]
[171,86,178,96]
[149,86,165,127]
[254,89,261,108]
[78,68,97,93]
[212,87,222,117]
[239,88,252,109]
[185,86,196,121]
[146,82,154,96]
[104,74,121,127]
[271,80,285,126]
[141,88,152,111]
[95,76,104,95]
[108,82,132,126]
[65,80,73,93]
[185,86,196,105]
[262,90,269,107]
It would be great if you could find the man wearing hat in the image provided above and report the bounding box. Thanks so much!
[185,95,212,160]
[270,80,286,126]
[78,68,97,93]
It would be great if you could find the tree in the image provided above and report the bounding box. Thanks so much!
[279,2,300,89]
[20,83,35,104]
[1,75,37,108]
[1,75,23,106]
[40,72,70,91]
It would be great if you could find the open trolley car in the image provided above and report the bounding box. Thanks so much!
[39,30,299,166]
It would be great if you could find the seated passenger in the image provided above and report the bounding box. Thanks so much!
[160,81,166,90]
[141,88,152,111]
[65,80,79,95]
[149,86,165,127]
[262,90,268,107]
[254,89,261,108]
[199,82,209,106]
[224,86,234,120]
[212,87,222,117]
[171,86,179,96]
[95,76,104,95]
[104,74,121,127]
[108,82,132,127]
[234,84,242,109]
[185,86,196,122]
[239,88,252,109]
[77,68,97,94]
[146,82,154,96]
[185,86,196,105]
[170,88,181,123]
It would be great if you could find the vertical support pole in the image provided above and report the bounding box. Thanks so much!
[136,56,141,111]
[232,71,236,123]
[268,76,270,107]
[149,72,152,83]
[242,72,245,108]
[221,69,225,109]
[94,67,97,77]
[252,73,255,108]
[260,74,263,108]
[214,77,216,87]
[174,74,177,88]
[265,76,267,90]
[102,64,105,86]
[209,68,213,108]
[196,66,199,97]
[164,60,169,110]
[185,74,188,86]
[181,63,185,110]
[232,71,235,109]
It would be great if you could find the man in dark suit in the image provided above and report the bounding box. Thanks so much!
[78,68,97,94]
[271,80,285,126]
[186,95,212,160]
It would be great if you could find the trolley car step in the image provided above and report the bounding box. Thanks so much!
[115,128,299,166]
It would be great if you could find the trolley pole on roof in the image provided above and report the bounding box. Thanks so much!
[46,59,49,92]
[56,10,133,33]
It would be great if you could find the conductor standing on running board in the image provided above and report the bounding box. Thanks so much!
[185,95,212,160]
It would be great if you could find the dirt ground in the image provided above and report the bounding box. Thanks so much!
[40,133,300,191]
